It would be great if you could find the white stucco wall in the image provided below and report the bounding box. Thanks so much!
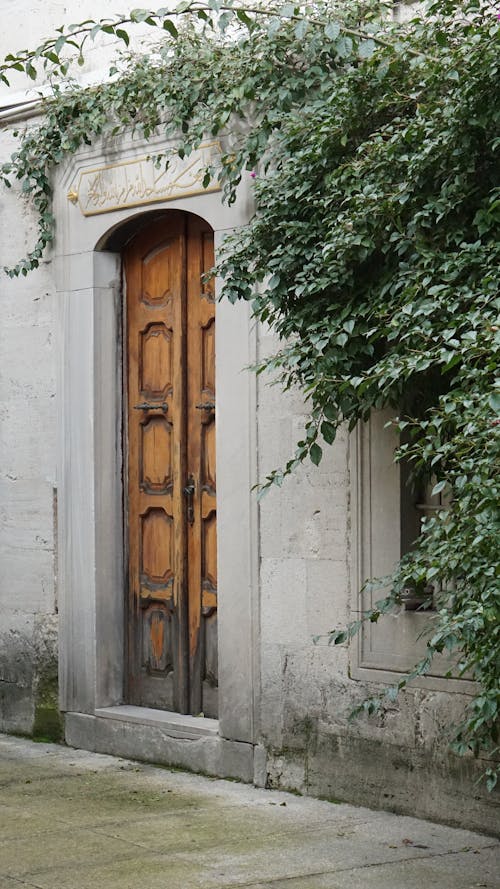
[0,0,177,736]
[0,120,58,732]
[0,0,162,104]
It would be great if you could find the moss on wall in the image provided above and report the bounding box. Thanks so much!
[33,664,63,743]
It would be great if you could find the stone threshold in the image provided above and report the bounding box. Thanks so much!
[94,705,219,741]
[65,710,267,786]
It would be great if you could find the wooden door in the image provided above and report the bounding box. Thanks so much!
[124,212,217,716]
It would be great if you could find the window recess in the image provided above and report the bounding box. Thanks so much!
[399,461,451,612]
[350,411,471,690]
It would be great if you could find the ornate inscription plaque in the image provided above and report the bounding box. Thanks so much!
[69,142,221,216]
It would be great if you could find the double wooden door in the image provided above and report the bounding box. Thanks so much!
[124,212,217,717]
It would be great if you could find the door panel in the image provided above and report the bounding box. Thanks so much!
[186,217,218,716]
[124,212,217,716]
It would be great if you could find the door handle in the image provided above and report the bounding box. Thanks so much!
[183,475,195,525]
[133,402,168,412]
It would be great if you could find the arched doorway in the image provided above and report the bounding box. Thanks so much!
[123,211,218,717]
[57,145,258,770]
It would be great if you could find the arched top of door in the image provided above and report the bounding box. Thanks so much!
[95,208,214,254]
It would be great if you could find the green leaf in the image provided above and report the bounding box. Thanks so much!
[295,19,309,40]
[358,39,375,59]
[329,630,347,645]
[431,480,447,496]
[335,36,353,58]
[486,770,498,793]
[310,442,323,466]
[130,8,150,23]
[162,19,178,38]
[325,21,340,41]
[236,9,252,27]
[488,392,500,413]
[321,420,336,445]
[116,28,130,45]
[280,3,297,18]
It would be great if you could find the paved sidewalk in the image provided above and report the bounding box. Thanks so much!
[0,734,498,889]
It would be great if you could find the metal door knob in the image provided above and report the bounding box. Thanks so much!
[183,475,195,525]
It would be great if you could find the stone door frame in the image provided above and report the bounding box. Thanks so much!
[53,133,263,780]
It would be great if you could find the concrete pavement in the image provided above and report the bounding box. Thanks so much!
[0,733,498,889]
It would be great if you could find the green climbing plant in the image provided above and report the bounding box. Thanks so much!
[1,0,498,786]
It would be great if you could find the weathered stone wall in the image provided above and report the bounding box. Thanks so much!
[0,121,59,737]
[256,329,498,834]
[0,0,129,741]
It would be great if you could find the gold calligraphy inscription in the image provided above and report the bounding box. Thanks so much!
[73,142,221,216]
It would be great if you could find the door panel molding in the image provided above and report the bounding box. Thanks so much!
[125,214,188,713]
[124,212,218,716]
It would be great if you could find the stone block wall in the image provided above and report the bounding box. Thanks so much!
[0,125,60,738]
[255,330,498,834]
[0,2,71,738]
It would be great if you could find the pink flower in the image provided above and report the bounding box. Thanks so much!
[249,170,256,178]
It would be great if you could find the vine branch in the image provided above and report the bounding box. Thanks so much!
[0,0,435,86]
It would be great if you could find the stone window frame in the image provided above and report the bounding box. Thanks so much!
[349,411,476,694]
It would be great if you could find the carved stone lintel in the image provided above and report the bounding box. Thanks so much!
[71,142,221,217]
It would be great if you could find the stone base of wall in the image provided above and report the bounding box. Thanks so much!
[64,705,499,837]
[265,732,499,838]
[0,614,62,741]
